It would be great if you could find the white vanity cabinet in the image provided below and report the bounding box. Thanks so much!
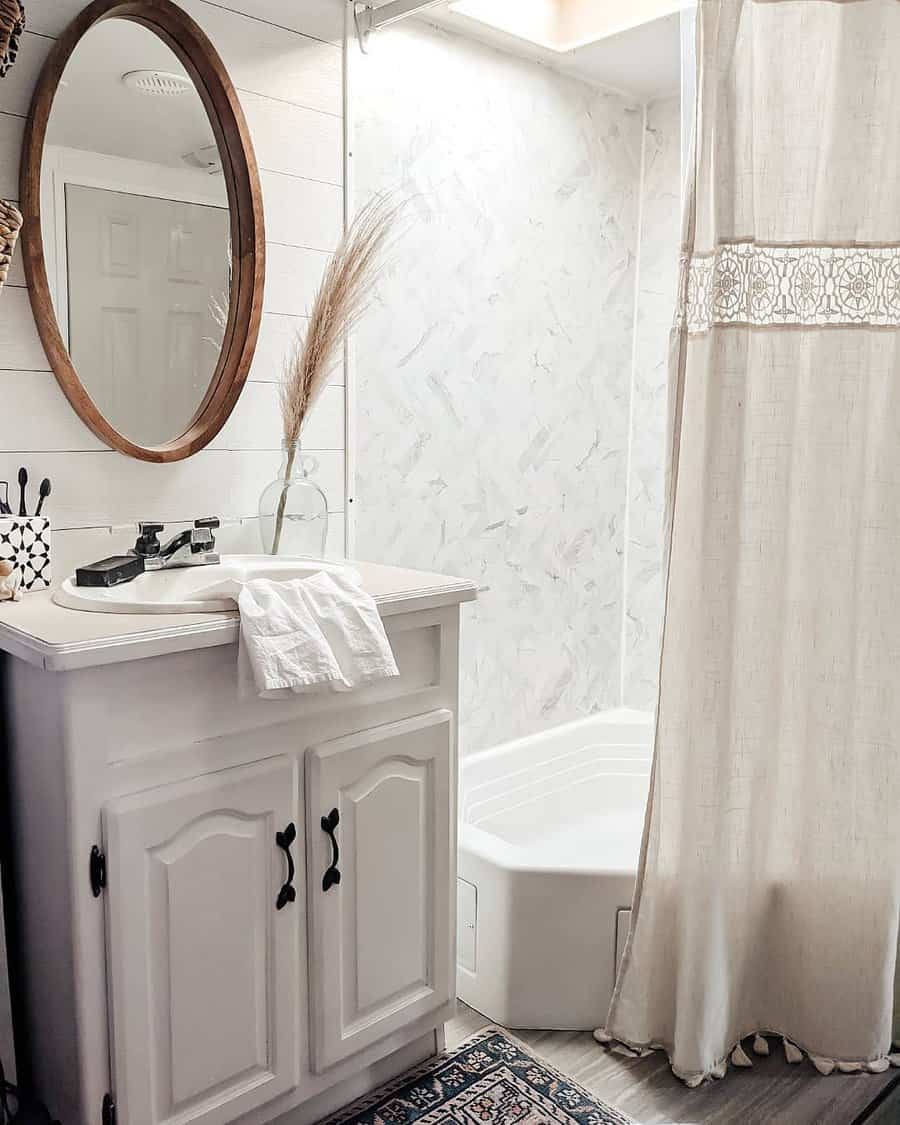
[0,564,475,1125]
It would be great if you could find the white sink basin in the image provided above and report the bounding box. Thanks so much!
[53,555,361,614]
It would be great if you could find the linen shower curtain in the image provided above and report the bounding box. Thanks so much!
[603,0,900,1084]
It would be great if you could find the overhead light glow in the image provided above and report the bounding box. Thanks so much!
[448,0,560,50]
[447,0,687,53]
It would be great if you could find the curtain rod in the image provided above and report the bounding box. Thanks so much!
[352,0,445,49]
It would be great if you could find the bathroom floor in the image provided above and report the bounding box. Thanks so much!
[447,1004,900,1125]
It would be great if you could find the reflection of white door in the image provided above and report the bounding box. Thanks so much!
[65,183,229,447]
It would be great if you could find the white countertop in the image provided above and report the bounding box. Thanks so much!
[0,561,476,672]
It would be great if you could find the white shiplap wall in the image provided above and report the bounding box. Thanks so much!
[0,0,347,578]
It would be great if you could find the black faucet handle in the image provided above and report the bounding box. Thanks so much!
[194,517,220,531]
[135,522,164,557]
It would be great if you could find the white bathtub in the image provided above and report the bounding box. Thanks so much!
[456,708,653,1030]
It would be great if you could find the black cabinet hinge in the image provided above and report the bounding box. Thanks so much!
[102,1093,116,1125]
[90,845,107,897]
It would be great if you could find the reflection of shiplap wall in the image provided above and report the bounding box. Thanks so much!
[0,0,347,575]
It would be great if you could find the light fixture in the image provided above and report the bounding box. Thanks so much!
[122,69,192,96]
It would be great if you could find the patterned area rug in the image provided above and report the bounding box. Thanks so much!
[318,1027,633,1125]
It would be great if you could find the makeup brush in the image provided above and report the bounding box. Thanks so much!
[35,477,51,517]
[0,481,10,515]
[17,466,27,517]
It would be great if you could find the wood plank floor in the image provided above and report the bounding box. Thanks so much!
[447,1004,900,1125]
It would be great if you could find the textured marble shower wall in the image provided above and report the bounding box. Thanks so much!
[353,23,643,755]
[622,95,682,710]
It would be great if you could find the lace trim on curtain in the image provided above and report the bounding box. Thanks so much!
[677,242,900,334]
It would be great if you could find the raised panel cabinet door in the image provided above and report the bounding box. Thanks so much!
[306,710,454,1073]
[103,757,300,1125]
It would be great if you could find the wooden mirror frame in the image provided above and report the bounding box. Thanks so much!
[20,0,265,462]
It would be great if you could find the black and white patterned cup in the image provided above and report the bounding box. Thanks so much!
[0,517,52,591]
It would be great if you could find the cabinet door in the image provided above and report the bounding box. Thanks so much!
[306,710,454,1072]
[104,757,300,1125]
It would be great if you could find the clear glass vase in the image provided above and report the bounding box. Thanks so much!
[258,442,329,557]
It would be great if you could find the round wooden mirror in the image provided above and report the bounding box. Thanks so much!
[20,0,265,462]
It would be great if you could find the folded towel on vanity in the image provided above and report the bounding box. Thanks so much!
[237,570,399,698]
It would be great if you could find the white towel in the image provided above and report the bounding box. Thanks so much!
[237,570,399,698]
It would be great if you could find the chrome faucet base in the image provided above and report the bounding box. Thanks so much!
[143,551,221,571]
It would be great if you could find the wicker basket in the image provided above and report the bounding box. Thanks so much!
[0,0,25,79]
[0,198,22,292]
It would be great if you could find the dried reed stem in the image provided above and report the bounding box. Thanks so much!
[271,193,400,553]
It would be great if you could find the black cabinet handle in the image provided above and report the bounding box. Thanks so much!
[321,808,341,892]
[275,822,297,910]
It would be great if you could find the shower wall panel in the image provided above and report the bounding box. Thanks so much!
[353,23,643,754]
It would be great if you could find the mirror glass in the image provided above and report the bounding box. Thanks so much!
[42,18,231,448]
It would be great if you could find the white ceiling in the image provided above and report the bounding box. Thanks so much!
[564,12,681,98]
[419,2,683,101]
[47,19,220,170]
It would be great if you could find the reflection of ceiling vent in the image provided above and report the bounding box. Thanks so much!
[122,70,192,96]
